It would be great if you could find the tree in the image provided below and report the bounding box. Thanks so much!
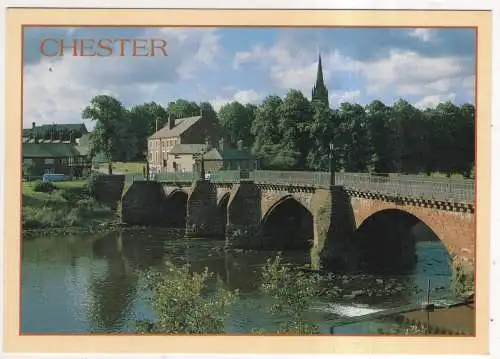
[307,100,336,171]
[128,102,169,160]
[459,103,475,178]
[251,95,283,168]
[218,101,255,148]
[166,99,200,119]
[365,100,393,173]
[391,99,427,174]
[277,90,312,169]
[337,102,371,172]
[82,95,127,174]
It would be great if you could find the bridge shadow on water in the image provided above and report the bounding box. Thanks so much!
[261,196,313,251]
[354,209,450,275]
[164,190,188,228]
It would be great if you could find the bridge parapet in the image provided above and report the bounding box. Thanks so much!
[128,170,475,205]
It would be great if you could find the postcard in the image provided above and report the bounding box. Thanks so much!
[3,7,492,355]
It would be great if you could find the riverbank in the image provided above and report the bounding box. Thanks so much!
[397,302,475,334]
[22,180,119,237]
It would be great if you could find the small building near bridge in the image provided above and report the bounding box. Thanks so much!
[22,136,92,178]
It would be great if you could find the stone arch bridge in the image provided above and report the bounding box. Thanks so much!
[121,171,475,271]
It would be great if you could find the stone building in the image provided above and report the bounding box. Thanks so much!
[168,144,207,172]
[147,111,222,174]
[196,138,258,172]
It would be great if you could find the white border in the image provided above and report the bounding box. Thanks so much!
[1,1,498,359]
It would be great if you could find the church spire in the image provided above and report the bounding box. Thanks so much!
[312,53,329,107]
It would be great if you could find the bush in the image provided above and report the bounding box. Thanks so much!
[139,262,238,334]
[85,172,100,198]
[452,259,474,297]
[260,256,321,334]
[33,180,56,193]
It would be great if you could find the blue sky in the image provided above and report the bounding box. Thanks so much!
[23,26,476,129]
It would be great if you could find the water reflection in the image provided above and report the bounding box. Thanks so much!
[21,229,455,334]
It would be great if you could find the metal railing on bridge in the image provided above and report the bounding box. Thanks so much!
[128,170,475,204]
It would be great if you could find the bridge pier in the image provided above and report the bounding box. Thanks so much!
[226,181,262,248]
[310,186,357,271]
[121,181,168,225]
[185,180,222,237]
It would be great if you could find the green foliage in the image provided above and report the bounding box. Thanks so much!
[23,162,35,177]
[452,259,474,297]
[378,322,428,335]
[166,99,200,119]
[33,180,56,193]
[140,262,238,334]
[218,101,256,147]
[260,256,320,334]
[82,95,128,174]
[23,181,115,230]
[85,172,100,199]
[82,90,475,177]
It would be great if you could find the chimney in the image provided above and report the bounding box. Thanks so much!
[155,119,159,132]
[169,113,175,129]
[51,124,56,142]
[31,122,36,141]
[218,137,225,151]
[237,140,243,151]
[69,130,74,144]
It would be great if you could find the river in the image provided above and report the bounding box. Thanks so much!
[21,228,466,334]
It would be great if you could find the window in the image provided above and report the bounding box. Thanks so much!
[44,158,54,165]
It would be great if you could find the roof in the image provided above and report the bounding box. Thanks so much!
[23,142,88,158]
[149,116,202,139]
[23,123,88,137]
[170,144,207,155]
[203,147,256,161]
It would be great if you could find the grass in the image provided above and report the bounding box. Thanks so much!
[100,162,145,173]
[23,179,118,232]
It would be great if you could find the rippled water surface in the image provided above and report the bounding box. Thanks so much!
[21,229,458,334]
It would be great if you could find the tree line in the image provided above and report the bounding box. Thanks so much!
[82,90,475,178]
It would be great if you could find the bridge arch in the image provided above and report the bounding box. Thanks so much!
[354,208,451,274]
[261,195,313,250]
[217,193,230,234]
[165,189,188,228]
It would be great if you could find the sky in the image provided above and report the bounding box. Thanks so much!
[23,26,476,130]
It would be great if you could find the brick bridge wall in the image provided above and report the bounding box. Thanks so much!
[121,180,475,269]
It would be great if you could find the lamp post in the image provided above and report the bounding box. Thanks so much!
[329,142,335,186]
[143,149,149,181]
[200,150,206,180]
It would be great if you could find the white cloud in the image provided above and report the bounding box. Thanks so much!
[408,28,435,43]
[210,89,264,111]
[329,90,362,107]
[414,93,457,109]
[233,42,358,96]
[23,28,220,128]
[356,49,473,99]
[233,40,473,106]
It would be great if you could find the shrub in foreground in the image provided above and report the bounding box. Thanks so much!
[33,180,56,193]
[260,256,321,334]
[138,262,238,334]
